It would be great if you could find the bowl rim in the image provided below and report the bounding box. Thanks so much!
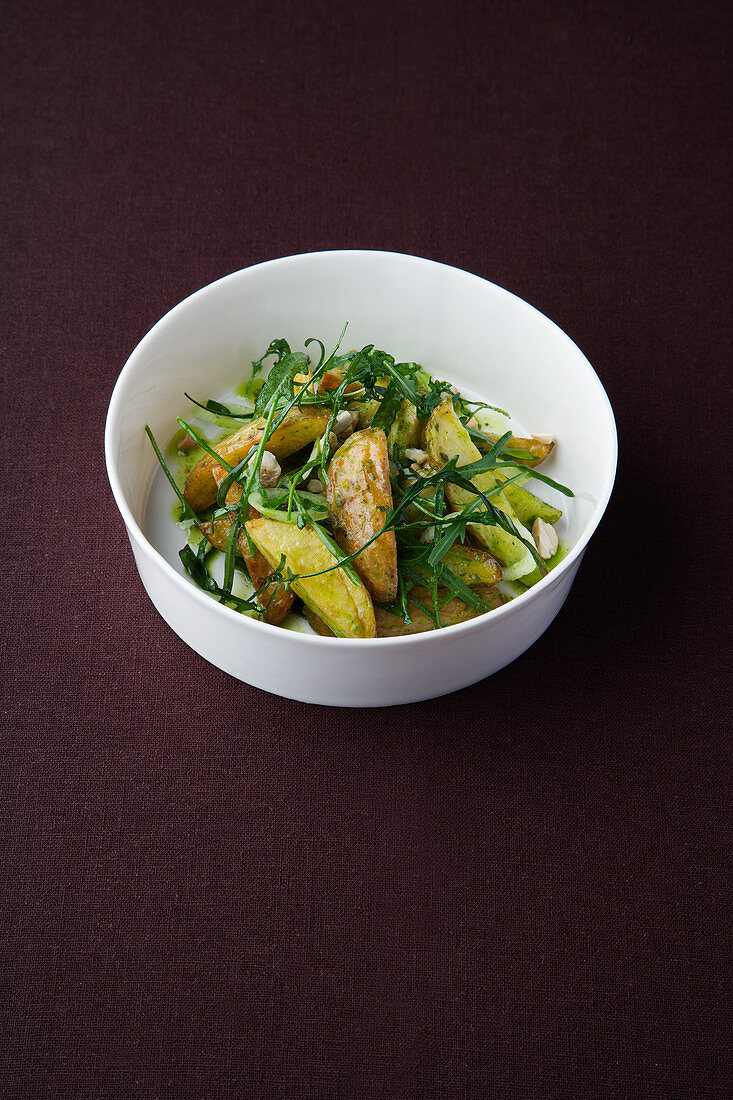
[105,249,618,648]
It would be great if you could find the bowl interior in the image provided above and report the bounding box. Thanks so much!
[107,251,616,619]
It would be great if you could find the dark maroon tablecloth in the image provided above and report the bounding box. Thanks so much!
[2,1,730,1096]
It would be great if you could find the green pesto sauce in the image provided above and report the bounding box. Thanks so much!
[165,430,205,485]
[165,422,231,489]
[235,377,264,399]
[164,430,215,525]
[545,540,570,572]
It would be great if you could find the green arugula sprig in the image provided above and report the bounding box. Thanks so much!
[254,348,310,415]
[183,394,253,421]
[464,425,534,462]
[457,448,573,497]
[144,425,199,523]
[179,541,258,614]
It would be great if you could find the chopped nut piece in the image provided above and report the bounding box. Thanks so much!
[258,450,281,488]
[532,433,554,445]
[177,432,197,453]
[332,409,357,437]
[532,516,558,559]
[467,416,479,430]
[328,431,339,450]
[404,447,429,465]
[410,462,433,477]
[306,478,325,494]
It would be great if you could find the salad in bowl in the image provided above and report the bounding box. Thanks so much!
[106,251,615,704]
[148,328,572,639]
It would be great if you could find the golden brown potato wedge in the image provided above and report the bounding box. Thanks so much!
[374,585,505,637]
[293,367,362,395]
[246,516,376,638]
[387,399,421,457]
[201,469,296,625]
[478,433,554,466]
[183,406,331,513]
[469,428,561,524]
[198,506,295,626]
[210,462,242,502]
[424,398,534,576]
[426,544,502,587]
[501,482,562,526]
[326,428,398,603]
[349,376,390,427]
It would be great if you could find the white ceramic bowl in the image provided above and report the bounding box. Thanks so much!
[105,251,617,706]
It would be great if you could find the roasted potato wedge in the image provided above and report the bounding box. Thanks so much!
[471,427,560,522]
[424,544,502,587]
[293,367,362,395]
[375,585,505,637]
[425,398,533,570]
[501,481,562,526]
[246,516,376,639]
[349,376,390,427]
[184,406,331,513]
[202,468,295,624]
[198,507,295,625]
[388,399,421,457]
[326,428,398,604]
[478,433,554,466]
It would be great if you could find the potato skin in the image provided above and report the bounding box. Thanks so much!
[293,367,362,395]
[198,507,295,625]
[326,428,398,604]
[374,585,505,637]
[434,545,503,587]
[425,397,528,563]
[480,433,554,466]
[501,482,562,526]
[387,399,421,458]
[184,406,331,513]
[349,376,390,427]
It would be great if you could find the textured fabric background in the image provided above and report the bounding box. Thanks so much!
[2,1,730,1096]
